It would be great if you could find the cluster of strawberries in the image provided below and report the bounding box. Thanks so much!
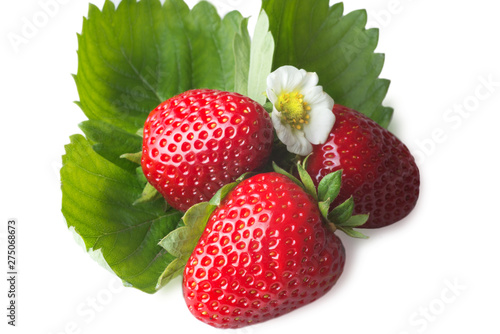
[140,88,419,328]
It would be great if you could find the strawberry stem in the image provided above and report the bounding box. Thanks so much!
[120,151,142,165]
[328,222,337,233]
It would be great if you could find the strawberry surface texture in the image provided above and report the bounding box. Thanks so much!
[183,172,346,328]
[141,89,273,211]
[306,105,420,228]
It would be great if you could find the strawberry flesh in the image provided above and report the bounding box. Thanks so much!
[142,89,273,211]
[307,105,420,228]
[183,172,345,328]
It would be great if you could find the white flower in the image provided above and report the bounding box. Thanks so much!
[266,65,335,156]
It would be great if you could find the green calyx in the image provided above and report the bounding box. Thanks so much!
[120,151,164,207]
[272,159,369,239]
[156,160,369,287]
[158,201,218,287]
[157,174,250,286]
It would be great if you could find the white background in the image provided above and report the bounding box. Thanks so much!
[1,0,499,333]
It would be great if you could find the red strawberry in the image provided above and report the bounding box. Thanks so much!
[306,104,420,228]
[141,89,273,211]
[182,172,346,328]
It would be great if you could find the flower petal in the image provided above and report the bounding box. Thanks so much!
[272,111,312,155]
[287,131,313,156]
[303,107,335,145]
[297,71,319,92]
[303,85,334,109]
[267,65,335,156]
[272,111,292,145]
[266,87,278,104]
[267,65,306,94]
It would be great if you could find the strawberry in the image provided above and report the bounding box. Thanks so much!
[165,168,361,329]
[305,104,420,228]
[141,89,273,211]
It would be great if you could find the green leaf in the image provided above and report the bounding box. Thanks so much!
[79,120,142,173]
[159,202,215,258]
[339,214,370,228]
[297,162,318,201]
[318,201,330,221]
[247,10,275,105]
[133,182,161,205]
[338,226,369,239]
[120,152,142,165]
[328,196,354,224]
[317,170,342,205]
[135,166,148,185]
[209,182,239,207]
[263,101,274,114]
[262,0,393,127]
[233,9,274,105]
[158,202,218,283]
[75,0,250,133]
[157,257,186,288]
[61,135,183,293]
[272,161,303,189]
[233,20,251,97]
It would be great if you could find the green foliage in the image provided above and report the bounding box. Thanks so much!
[74,0,251,133]
[62,0,389,293]
[61,135,183,293]
[64,0,252,293]
[262,0,393,127]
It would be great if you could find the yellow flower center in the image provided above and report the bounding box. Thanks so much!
[276,91,312,130]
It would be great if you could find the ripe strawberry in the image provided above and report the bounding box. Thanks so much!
[306,104,420,228]
[141,89,273,211]
[182,172,346,328]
